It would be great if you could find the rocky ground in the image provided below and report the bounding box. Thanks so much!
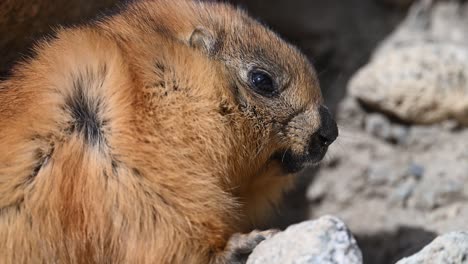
[300,1,468,263]
[309,103,468,263]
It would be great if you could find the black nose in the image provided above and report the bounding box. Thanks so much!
[317,106,338,147]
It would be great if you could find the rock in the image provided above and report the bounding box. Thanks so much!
[390,124,410,145]
[247,216,363,264]
[364,113,410,144]
[407,163,424,180]
[365,113,392,140]
[396,232,468,264]
[348,0,468,125]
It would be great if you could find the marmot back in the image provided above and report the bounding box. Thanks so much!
[0,0,338,263]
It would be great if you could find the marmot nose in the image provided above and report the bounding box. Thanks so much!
[317,106,338,147]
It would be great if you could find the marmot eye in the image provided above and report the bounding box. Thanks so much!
[248,70,276,95]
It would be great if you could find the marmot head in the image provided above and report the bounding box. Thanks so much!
[187,2,338,174]
[122,0,338,175]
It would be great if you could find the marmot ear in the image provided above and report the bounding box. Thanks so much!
[189,27,217,56]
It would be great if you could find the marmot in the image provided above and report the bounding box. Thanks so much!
[0,0,338,263]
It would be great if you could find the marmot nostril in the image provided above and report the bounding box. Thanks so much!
[318,105,339,146]
[318,133,332,146]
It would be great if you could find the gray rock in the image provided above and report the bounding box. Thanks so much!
[348,0,468,125]
[364,113,410,144]
[365,113,392,140]
[247,216,363,264]
[407,163,425,180]
[396,232,468,264]
[391,124,410,145]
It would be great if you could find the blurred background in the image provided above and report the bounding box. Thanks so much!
[1,0,467,263]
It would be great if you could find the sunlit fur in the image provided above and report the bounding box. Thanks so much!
[0,0,324,263]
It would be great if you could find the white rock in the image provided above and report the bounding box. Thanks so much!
[348,0,468,125]
[396,232,468,264]
[247,216,363,264]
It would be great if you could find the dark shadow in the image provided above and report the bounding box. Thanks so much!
[0,0,124,79]
[259,166,320,230]
[356,226,438,264]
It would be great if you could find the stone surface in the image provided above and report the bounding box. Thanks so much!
[247,216,363,264]
[396,232,468,264]
[365,113,392,141]
[349,0,468,125]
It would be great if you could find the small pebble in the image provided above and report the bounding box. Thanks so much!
[407,163,425,180]
[365,113,392,140]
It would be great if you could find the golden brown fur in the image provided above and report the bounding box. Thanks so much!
[0,0,330,263]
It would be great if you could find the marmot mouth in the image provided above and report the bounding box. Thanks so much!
[271,146,328,174]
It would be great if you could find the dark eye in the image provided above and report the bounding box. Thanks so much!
[249,70,276,95]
